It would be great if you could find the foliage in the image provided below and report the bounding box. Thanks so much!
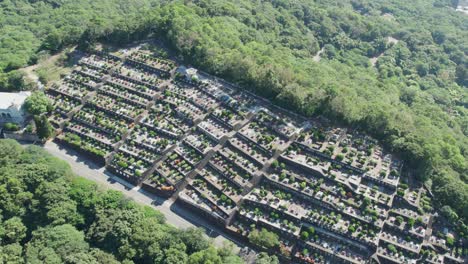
[248,228,280,249]
[255,252,280,264]
[441,205,459,222]
[387,244,397,254]
[0,71,27,92]
[147,0,468,222]
[446,235,455,247]
[0,139,242,263]
[33,115,53,139]
[23,92,53,115]
[0,0,466,225]
[3,123,20,132]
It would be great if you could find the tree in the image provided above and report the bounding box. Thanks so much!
[446,235,454,247]
[0,243,24,264]
[440,205,459,222]
[248,228,280,249]
[255,252,280,264]
[42,30,63,53]
[188,247,222,264]
[1,217,27,244]
[25,224,90,264]
[88,249,120,264]
[336,154,344,161]
[217,242,243,264]
[178,228,211,255]
[164,248,188,264]
[455,64,467,86]
[271,160,279,169]
[300,231,309,240]
[0,71,27,92]
[0,139,245,264]
[387,244,397,254]
[34,115,53,139]
[362,197,371,209]
[35,179,83,226]
[395,216,404,226]
[24,92,53,115]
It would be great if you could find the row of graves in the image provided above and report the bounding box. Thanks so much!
[45,48,465,264]
[227,119,464,263]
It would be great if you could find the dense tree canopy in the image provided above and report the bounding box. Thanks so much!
[0,139,243,263]
[0,0,466,224]
[23,92,53,115]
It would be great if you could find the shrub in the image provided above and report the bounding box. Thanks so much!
[446,235,455,247]
[3,122,20,131]
[388,244,397,254]
[336,154,344,161]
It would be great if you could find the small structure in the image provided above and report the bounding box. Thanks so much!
[0,91,31,125]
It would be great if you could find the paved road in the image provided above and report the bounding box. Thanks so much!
[26,140,241,250]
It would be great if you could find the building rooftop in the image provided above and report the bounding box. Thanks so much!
[0,91,31,110]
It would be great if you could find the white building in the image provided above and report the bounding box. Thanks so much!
[0,91,31,125]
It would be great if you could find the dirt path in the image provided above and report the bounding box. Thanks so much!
[20,47,77,87]
[21,52,64,83]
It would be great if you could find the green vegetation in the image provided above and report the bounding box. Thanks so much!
[3,122,20,132]
[0,0,465,225]
[23,92,53,115]
[23,91,54,139]
[33,115,53,139]
[149,0,467,222]
[0,139,242,263]
[248,228,280,249]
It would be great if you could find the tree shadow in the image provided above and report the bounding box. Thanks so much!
[103,170,134,191]
[169,200,243,247]
[56,143,104,170]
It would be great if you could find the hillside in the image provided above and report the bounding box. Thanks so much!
[0,0,466,246]
[0,139,260,263]
[149,0,468,222]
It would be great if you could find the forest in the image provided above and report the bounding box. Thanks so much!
[0,0,466,240]
[0,139,284,263]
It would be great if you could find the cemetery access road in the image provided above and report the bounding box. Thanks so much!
[21,140,242,250]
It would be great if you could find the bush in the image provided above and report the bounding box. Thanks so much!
[3,122,20,131]
[271,160,279,169]
[446,235,455,247]
[25,123,34,133]
[395,216,404,226]
[388,244,397,254]
[336,154,344,161]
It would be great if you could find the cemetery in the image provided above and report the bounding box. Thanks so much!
[43,48,464,264]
